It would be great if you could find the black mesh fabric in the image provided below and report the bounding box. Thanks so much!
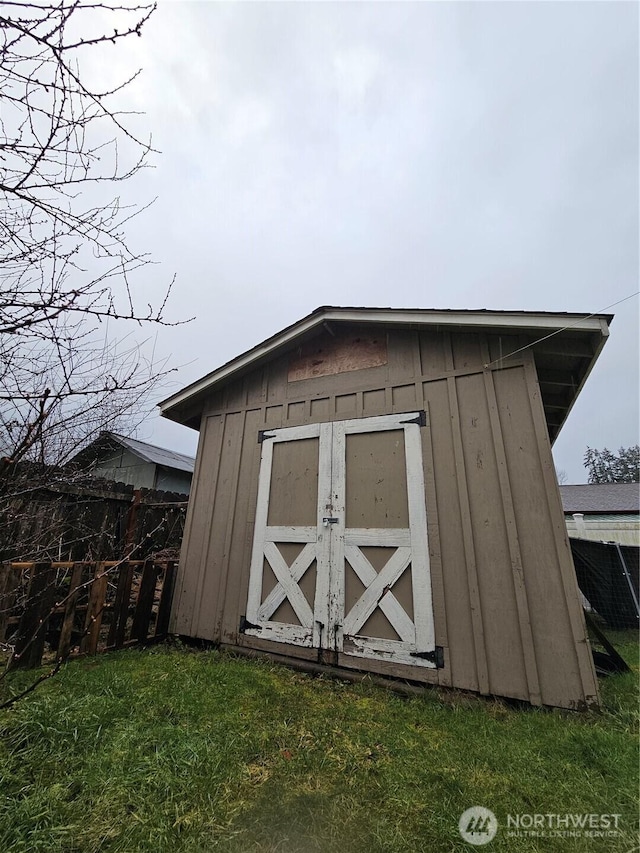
[570,538,639,630]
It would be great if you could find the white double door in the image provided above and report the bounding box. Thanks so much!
[245,412,437,668]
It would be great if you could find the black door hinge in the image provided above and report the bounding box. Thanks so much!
[258,430,276,444]
[239,615,260,633]
[410,646,444,667]
[399,410,427,427]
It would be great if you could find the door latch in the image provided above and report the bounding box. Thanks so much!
[322,517,339,527]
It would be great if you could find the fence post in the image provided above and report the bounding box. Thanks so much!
[155,561,176,638]
[9,562,57,669]
[0,562,22,644]
[80,562,108,656]
[107,561,133,649]
[124,490,142,555]
[56,562,86,661]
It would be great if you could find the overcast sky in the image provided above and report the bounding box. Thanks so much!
[107,0,638,483]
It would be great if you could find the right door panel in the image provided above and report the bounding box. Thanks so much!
[331,414,436,667]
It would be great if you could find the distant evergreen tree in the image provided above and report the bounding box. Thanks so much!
[583,446,640,483]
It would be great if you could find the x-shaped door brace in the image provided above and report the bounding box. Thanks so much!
[342,545,415,644]
[259,542,316,627]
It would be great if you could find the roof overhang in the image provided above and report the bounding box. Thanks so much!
[160,306,612,443]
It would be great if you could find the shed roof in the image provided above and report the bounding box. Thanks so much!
[160,306,612,443]
[73,432,195,474]
[559,483,640,514]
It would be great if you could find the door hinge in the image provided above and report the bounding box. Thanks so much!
[258,430,276,443]
[399,410,427,427]
[410,646,444,667]
[239,615,260,633]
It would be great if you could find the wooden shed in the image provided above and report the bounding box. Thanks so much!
[160,307,612,709]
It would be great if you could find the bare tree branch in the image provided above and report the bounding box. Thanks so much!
[0,1,190,471]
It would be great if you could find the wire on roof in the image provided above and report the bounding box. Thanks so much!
[483,291,640,369]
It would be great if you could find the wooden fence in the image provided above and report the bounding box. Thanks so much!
[0,471,188,564]
[0,559,176,670]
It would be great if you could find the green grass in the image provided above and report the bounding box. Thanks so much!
[0,636,637,853]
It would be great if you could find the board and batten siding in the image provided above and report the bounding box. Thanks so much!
[170,326,598,709]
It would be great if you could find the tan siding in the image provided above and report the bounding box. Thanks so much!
[267,357,288,402]
[194,412,245,641]
[310,397,330,419]
[487,332,523,366]
[419,331,447,377]
[456,374,529,699]
[362,389,386,414]
[423,379,477,691]
[245,370,265,405]
[456,372,528,701]
[336,393,357,414]
[265,405,284,426]
[481,359,541,706]
[446,373,490,695]
[388,330,416,382]
[221,409,266,643]
[497,361,599,707]
[170,414,224,635]
[391,384,417,410]
[287,401,305,422]
[287,366,391,400]
[420,400,450,686]
[224,380,245,411]
[451,333,484,370]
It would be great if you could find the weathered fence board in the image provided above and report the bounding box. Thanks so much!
[13,562,58,669]
[1,559,175,670]
[132,560,160,642]
[107,561,133,649]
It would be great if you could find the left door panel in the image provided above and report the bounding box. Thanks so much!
[244,423,332,648]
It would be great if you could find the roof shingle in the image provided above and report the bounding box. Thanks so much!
[559,483,639,514]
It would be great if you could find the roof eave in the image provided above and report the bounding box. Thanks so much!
[546,316,610,446]
[160,307,612,424]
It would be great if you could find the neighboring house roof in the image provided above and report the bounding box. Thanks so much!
[559,483,640,515]
[160,305,612,443]
[71,432,196,474]
[107,433,196,473]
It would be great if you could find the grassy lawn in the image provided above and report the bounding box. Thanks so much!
[0,635,637,853]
